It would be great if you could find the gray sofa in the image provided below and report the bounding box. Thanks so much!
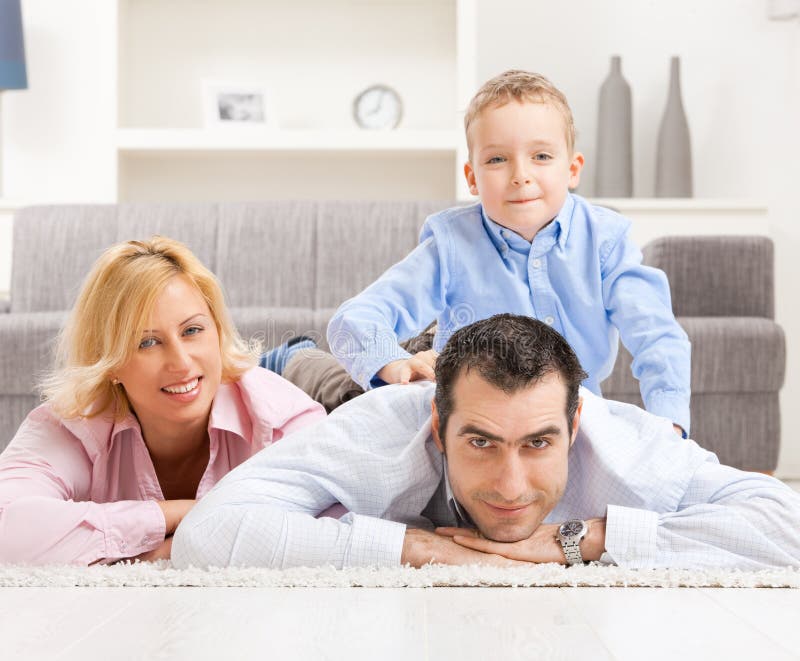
[0,202,785,471]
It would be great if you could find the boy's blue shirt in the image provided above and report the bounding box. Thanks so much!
[327,193,691,432]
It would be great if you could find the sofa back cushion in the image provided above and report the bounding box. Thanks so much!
[11,201,454,314]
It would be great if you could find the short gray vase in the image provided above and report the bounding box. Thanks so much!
[595,55,633,197]
[655,56,693,197]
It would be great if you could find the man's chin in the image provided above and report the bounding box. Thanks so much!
[476,521,538,543]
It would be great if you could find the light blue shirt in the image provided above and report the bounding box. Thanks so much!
[326,194,691,432]
[171,382,800,570]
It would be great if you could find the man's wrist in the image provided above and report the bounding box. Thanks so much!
[556,517,606,564]
[579,517,607,562]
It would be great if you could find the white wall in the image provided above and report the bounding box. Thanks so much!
[2,0,117,202]
[473,0,800,476]
[2,0,800,476]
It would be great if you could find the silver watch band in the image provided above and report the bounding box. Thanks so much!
[560,539,583,565]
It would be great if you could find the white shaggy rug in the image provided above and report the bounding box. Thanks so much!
[1,562,799,588]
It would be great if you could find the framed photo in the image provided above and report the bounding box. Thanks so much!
[202,81,275,128]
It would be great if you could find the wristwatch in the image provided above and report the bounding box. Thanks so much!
[556,519,589,565]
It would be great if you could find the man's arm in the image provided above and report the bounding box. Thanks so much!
[604,461,800,569]
[172,384,441,569]
[446,461,800,570]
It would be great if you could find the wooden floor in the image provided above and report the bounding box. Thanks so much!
[1,586,799,660]
[1,480,798,661]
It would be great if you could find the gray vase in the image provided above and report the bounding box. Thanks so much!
[595,55,633,197]
[655,56,693,197]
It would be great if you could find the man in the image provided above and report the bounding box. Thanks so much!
[172,315,800,570]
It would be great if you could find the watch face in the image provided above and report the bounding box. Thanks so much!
[559,519,586,537]
[353,84,403,130]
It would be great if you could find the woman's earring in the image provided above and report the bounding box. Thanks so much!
[111,378,120,385]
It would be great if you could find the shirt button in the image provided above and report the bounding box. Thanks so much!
[544,316,555,325]
[532,258,542,269]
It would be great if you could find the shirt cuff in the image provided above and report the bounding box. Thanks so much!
[98,500,166,560]
[644,391,691,436]
[604,504,659,569]
[351,346,412,391]
[343,514,407,567]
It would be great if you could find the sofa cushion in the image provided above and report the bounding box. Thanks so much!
[216,202,317,309]
[11,206,117,313]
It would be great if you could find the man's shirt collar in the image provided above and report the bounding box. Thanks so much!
[442,454,476,528]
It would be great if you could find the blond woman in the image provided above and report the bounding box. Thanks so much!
[0,237,325,564]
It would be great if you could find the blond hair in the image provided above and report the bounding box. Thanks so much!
[464,69,576,157]
[41,236,260,420]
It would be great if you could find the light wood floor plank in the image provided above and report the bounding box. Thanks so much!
[563,586,798,661]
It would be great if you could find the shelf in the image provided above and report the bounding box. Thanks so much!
[116,128,461,153]
[590,198,768,213]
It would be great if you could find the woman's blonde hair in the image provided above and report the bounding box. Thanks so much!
[464,69,576,157]
[41,236,260,420]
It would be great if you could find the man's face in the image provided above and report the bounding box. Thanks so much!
[464,100,584,241]
[431,370,581,543]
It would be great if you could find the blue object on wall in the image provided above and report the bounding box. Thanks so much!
[0,0,27,90]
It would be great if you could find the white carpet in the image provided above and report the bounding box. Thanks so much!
[1,562,799,588]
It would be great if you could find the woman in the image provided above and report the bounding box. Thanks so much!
[0,237,325,564]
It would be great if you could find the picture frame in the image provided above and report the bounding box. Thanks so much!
[202,81,275,128]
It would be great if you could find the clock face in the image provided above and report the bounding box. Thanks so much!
[353,84,403,130]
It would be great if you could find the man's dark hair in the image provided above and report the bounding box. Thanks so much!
[434,314,588,438]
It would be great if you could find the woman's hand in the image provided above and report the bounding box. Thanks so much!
[134,537,173,562]
[156,499,196,535]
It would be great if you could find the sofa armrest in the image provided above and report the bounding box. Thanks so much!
[643,236,774,318]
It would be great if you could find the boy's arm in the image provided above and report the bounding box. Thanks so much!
[327,236,447,390]
[601,228,692,432]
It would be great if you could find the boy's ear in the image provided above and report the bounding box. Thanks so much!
[431,400,445,453]
[463,161,479,196]
[568,152,585,190]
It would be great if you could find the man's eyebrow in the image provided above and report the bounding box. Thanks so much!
[141,313,209,334]
[457,423,563,443]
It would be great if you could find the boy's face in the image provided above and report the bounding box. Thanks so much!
[464,100,584,241]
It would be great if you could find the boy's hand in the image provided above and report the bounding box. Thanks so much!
[377,349,438,384]
[673,424,685,438]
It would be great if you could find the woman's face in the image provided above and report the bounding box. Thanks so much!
[114,275,223,432]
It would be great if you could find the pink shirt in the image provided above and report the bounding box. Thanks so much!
[0,367,326,565]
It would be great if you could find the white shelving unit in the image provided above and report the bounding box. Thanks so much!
[116,128,461,153]
[113,0,477,202]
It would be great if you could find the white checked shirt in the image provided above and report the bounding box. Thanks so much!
[172,382,800,570]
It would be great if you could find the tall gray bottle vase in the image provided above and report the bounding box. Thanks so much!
[655,56,693,197]
[595,55,633,197]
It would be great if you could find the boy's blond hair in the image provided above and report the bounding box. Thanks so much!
[40,236,260,421]
[464,69,576,157]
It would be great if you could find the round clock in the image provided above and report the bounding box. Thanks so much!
[353,84,403,130]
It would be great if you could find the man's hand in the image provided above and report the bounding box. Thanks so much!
[673,424,685,438]
[401,528,526,567]
[156,499,196,535]
[377,349,438,385]
[437,517,607,565]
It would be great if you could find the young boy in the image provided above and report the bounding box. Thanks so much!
[271,70,690,435]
